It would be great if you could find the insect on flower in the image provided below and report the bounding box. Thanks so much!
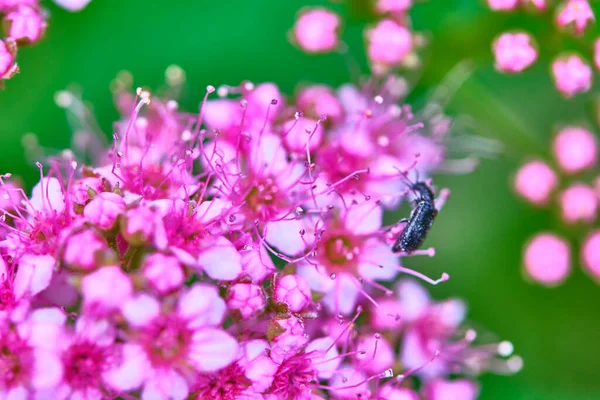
[392,174,440,254]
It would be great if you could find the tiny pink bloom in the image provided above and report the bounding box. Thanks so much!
[424,379,479,400]
[227,283,266,320]
[63,229,107,270]
[81,266,132,315]
[528,0,547,10]
[112,284,238,398]
[53,0,93,12]
[296,85,343,125]
[4,6,47,45]
[487,0,518,10]
[556,0,595,35]
[493,32,537,73]
[552,54,592,98]
[0,38,17,78]
[0,309,64,397]
[142,253,184,294]
[53,317,121,399]
[293,8,340,53]
[274,274,311,313]
[552,126,598,174]
[366,19,412,67]
[523,233,571,285]
[514,160,558,205]
[559,183,598,223]
[83,192,126,230]
[375,0,412,14]
[582,230,600,280]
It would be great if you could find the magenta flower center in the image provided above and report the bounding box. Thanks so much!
[143,316,191,366]
[194,362,251,399]
[0,331,33,388]
[62,341,108,389]
[323,234,358,268]
[269,355,316,397]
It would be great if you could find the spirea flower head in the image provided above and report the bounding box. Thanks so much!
[0,56,520,397]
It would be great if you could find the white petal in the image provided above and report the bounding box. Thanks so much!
[122,295,161,327]
[188,328,238,372]
[199,237,242,280]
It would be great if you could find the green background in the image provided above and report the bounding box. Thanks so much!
[1,1,599,398]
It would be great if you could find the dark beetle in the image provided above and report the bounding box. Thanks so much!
[392,181,438,253]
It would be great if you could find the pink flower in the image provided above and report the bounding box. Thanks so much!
[552,126,598,174]
[523,233,571,285]
[493,32,537,73]
[556,0,595,35]
[552,54,592,97]
[51,316,121,399]
[107,284,238,398]
[274,274,312,312]
[227,282,266,320]
[0,308,64,397]
[487,0,518,10]
[84,192,126,230]
[514,160,558,205]
[292,8,340,53]
[268,315,309,363]
[0,38,17,79]
[121,205,159,245]
[559,183,598,223]
[366,19,412,68]
[582,230,600,280]
[4,6,47,45]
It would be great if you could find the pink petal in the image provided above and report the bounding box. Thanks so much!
[322,273,359,315]
[199,237,242,280]
[344,202,383,234]
[188,328,239,372]
[29,177,65,214]
[16,254,55,297]
[177,284,226,328]
[305,337,341,379]
[395,279,430,321]
[122,295,161,327]
[32,349,63,389]
[265,218,306,256]
[82,266,132,312]
[103,344,148,391]
[358,239,399,281]
[141,369,188,400]
[53,0,92,11]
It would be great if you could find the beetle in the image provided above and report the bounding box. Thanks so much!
[391,180,438,254]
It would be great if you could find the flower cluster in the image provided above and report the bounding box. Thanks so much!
[514,125,600,285]
[488,0,597,97]
[0,0,92,86]
[291,0,419,74]
[0,73,520,398]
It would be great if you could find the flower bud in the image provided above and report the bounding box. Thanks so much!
[274,274,311,312]
[292,8,340,53]
[4,6,47,45]
[83,192,126,230]
[227,283,265,320]
[63,229,108,270]
[142,253,184,294]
